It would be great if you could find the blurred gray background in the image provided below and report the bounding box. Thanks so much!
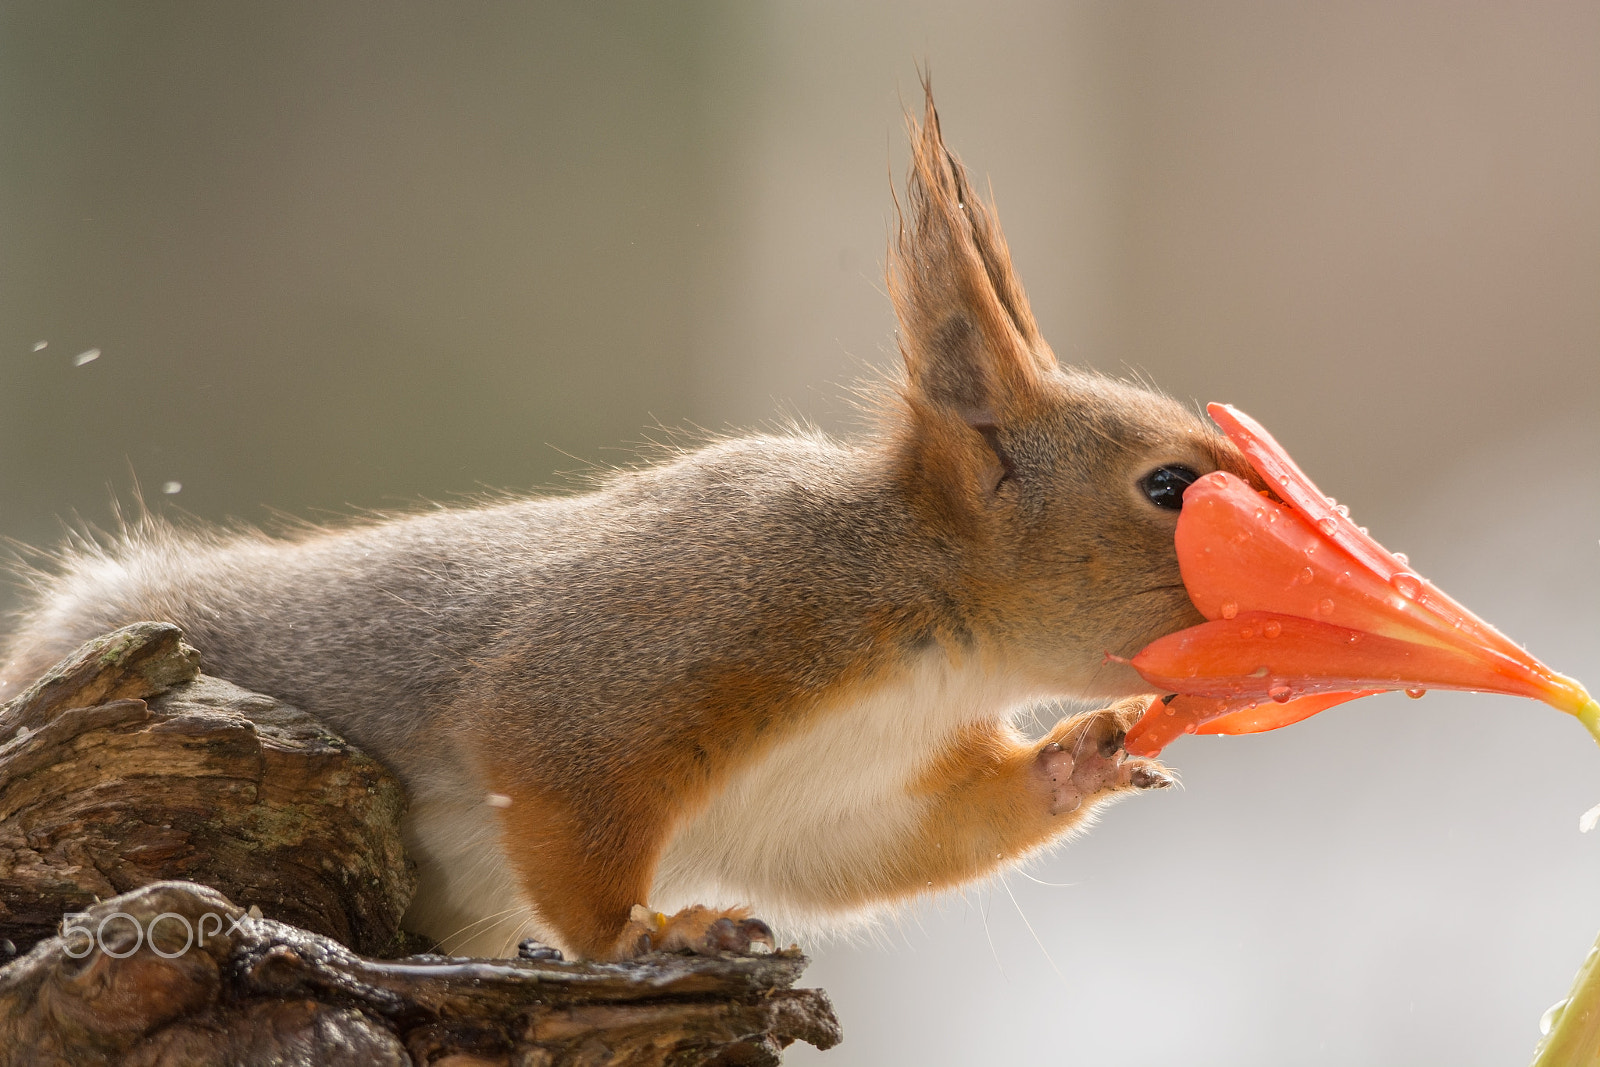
[2,2,1597,1063]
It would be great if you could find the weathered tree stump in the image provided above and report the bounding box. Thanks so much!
[0,623,415,958]
[0,880,839,1066]
[0,626,841,1064]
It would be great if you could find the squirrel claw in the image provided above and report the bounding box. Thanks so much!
[1097,729,1126,758]
[706,916,774,954]
[1128,763,1175,790]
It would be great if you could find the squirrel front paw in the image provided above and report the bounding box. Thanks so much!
[1035,699,1174,815]
[618,904,775,958]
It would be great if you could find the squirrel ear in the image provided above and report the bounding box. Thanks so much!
[889,80,1058,428]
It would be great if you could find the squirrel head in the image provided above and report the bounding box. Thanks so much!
[885,83,1259,698]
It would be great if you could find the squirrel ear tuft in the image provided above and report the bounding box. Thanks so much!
[889,79,1057,427]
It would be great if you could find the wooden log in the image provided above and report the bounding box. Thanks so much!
[0,880,840,1066]
[0,623,415,958]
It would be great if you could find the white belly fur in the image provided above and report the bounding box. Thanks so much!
[653,646,1040,935]
[401,646,1042,956]
[400,768,544,958]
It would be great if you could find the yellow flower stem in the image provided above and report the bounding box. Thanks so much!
[1531,924,1600,1067]
[1579,698,1600,750]
[1528,698,1600,1065]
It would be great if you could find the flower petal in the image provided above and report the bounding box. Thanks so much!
[1194,691,1374,735]
[1123,403,1597,756]
[1125,691,1372,757]
[1134,612,1558,704]
[1206,403,1539,669]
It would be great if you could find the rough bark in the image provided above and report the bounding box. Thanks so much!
[0,623,415,958]
[0,626,841,1064]
[0,881,839,1066]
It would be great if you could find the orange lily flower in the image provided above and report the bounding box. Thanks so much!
[1124,404,1598,758]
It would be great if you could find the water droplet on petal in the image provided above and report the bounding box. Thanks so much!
[1357,525,1369,535]
[1317,517,1338,535]
[1406,688,1426,699]
[1394,552,1409,565]
[1183,723,1197,734]
[1334,504,1350,518]
[1263,620,1282,638]
[1220,601,1238,619]
[1277,475,1290,487]
[1240,626,1254,638]
[1347,633,1361,644]
[1317,598,1335,616]
[1392,573,1422,598]
[1299,567,1314,585]
[1268,685,1292,703]
[1209,472,1229,487]
[1541,998,1569,1037]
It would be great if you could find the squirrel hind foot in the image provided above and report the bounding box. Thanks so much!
[618,904,775,959]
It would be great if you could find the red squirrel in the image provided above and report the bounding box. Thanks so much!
[0,88,1255,961]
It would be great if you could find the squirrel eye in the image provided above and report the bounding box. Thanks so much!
[1139,465,1200,511]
